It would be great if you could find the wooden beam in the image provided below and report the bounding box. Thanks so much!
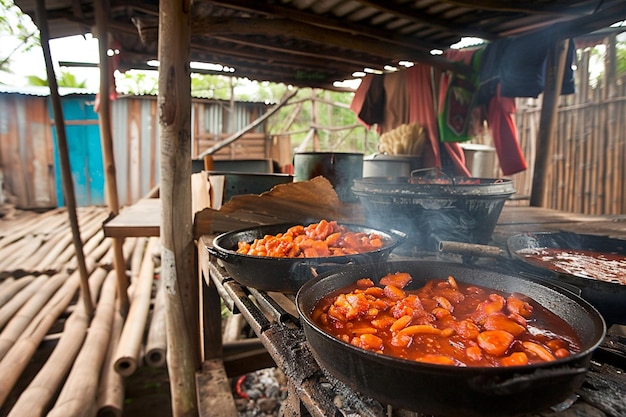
[35,0,94,317]
[442,0,598,15]
[95,0,130,313]
[530,39,569,207]
[206,0,443,52]
[158,0,200,416]
[354,0,494,39]
[195,17,471,72]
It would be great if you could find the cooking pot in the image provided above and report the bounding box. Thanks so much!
[352,173,515,250]
[207,171,293,204]
[296,260,605,417]
[438,231,626,326]
[206,222,406,293]
[362,154,422,177]
[293,152,363,202]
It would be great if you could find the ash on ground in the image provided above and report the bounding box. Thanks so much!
[231,367,289,417]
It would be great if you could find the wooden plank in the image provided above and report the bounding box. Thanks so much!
[196,359,237,417]
[102,198,161,238]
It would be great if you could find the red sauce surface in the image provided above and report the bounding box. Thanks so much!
[236,220,384,258]
[311,273,581,367]
[516,248,626,285]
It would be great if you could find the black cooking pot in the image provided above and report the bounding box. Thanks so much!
[296,260,606,417]
[506,231,626,326]
[206,222,406,293]
[294,152,364,202]
[352,175,515,250]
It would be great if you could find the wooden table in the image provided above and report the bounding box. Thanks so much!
[102,198,161,238]
[493,206,626,242]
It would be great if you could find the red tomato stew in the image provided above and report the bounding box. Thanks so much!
[236,220,385,258]
[516,247,626,285]
[310,272,582,367]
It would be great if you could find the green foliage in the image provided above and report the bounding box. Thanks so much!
[266,87,378,155]
[0,0,39,74]
[116,70,159,95]
[25,70,87,88]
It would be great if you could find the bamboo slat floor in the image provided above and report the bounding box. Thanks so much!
[3,202,626,417]
[0,206,172,417]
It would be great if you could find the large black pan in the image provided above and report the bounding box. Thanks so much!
[206,222,406,293]
[296,260,606,417]
[506,232,626,326]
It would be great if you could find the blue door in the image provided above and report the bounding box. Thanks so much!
[51,95,105,207]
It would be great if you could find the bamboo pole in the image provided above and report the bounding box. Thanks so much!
[96,301,125,417]
[0,208,64,247]
[113,237,158,376]
[529,39,568,207]
[145,277,167,368]
[0,261,92,407]
[159,1,200,416]
[94,0,129,314]
[0,275,35,309]
[0,275,48,330]
[0,234,42,272]
[47,271,118,417]
[100,236,138,271]
[0,273,68,359]
[6,268,108,417]
[67,234,112,273]
[613,85,624,214]
[35,0,93,317]
[21,230,71,273]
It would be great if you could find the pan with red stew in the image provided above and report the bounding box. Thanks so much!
[296,260,605,417]
[507,231,626,325]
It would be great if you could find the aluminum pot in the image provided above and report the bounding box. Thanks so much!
[296,260,605,417]
[362,154,421,177]
[206,222,406,293]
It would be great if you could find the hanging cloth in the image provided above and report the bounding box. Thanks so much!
[349,74,376,128]
[406,64,471,177]
[438,48,484,142]
[488,84,527,175]
[380,70,409,134]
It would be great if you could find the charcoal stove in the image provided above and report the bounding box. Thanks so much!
[204,243,626,417]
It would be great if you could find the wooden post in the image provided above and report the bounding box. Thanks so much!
[94,0,130,313]
[529,39,569,207]
[158,1,200,416]
[34,0,94,316]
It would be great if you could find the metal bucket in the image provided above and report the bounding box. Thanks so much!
[294,152,363,202]
[363,154,424,177]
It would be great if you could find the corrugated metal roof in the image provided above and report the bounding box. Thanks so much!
[13,0,626,91]
[0,84,97,96]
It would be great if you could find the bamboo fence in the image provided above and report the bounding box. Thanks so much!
[504,78,626,215]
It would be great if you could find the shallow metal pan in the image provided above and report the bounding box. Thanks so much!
[206,222,406,293]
